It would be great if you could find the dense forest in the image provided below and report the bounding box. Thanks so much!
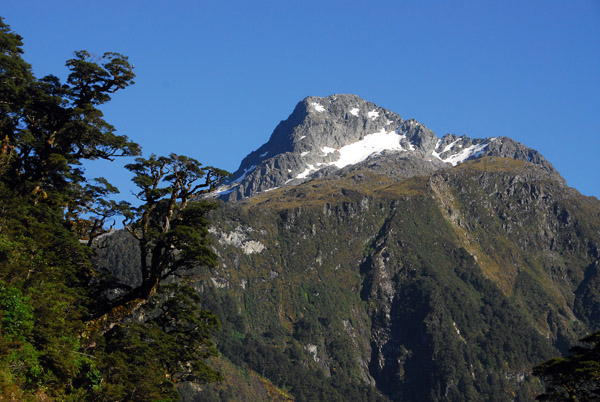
[0,17,229,400]
[0,16,598,401]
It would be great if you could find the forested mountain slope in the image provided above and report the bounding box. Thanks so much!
[99,153,595,401]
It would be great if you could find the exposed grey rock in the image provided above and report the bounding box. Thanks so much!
[212,94,561,201]
[483,136,559,175]
[400,119,438,156]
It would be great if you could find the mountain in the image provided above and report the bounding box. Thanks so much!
[98,95,600,401]
[197,158,600,401]
[214,94,560,201]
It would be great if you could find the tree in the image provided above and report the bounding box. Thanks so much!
[94,284,223,401]
[0,18,141,398]
[0,17,139,216]
[122,153,228,289]
[82,154,228,400]
[0,18,33,157]
[85,153,228,335]
[5,48,139,185]
[0,18,228,399]
[533,331,600,401]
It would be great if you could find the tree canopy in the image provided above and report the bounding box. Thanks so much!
[533,331,600,401]
[0,17,227,400]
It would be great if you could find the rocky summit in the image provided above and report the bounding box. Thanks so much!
[214,94,560,201]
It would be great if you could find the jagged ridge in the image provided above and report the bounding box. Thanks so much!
[214,94,559,201]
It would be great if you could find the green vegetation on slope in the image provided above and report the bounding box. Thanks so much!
[191,158,600,401]
[0,18,226,401]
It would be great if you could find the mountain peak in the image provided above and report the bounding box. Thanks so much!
[214,94,560,201]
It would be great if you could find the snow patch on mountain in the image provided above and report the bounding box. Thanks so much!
[441,140,494,166]
[430,138,497,166]
[312,102,325,112]
[234,165,256,183]
[321,146,336,155]
[293,128,408,179]
[297,164,316,179]
[329,128,405,168]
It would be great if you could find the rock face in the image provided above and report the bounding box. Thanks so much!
[215,94,560,201]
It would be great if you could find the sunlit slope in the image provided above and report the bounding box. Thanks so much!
[197,157,600,401]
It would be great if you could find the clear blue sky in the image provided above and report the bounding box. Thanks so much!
[3,0,599,200]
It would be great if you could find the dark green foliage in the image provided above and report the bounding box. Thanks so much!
[92,228,142,286]
[0,18,34,146]
[574,261,600,328]
[2,46,139,194]
[88,153,228,328]
[0,16,140,252]
[147,284,223,383]
[184,161,600,401]
[293,316,320,343]
[0,18,225,400]
[0,177,92,398]
[93,285,222,401]
[121,154,227,274]
[533,331,600,401]
[218,333,387,402]
[0,283,43,390]
[198,284,388,402]
[0,283,34,340]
